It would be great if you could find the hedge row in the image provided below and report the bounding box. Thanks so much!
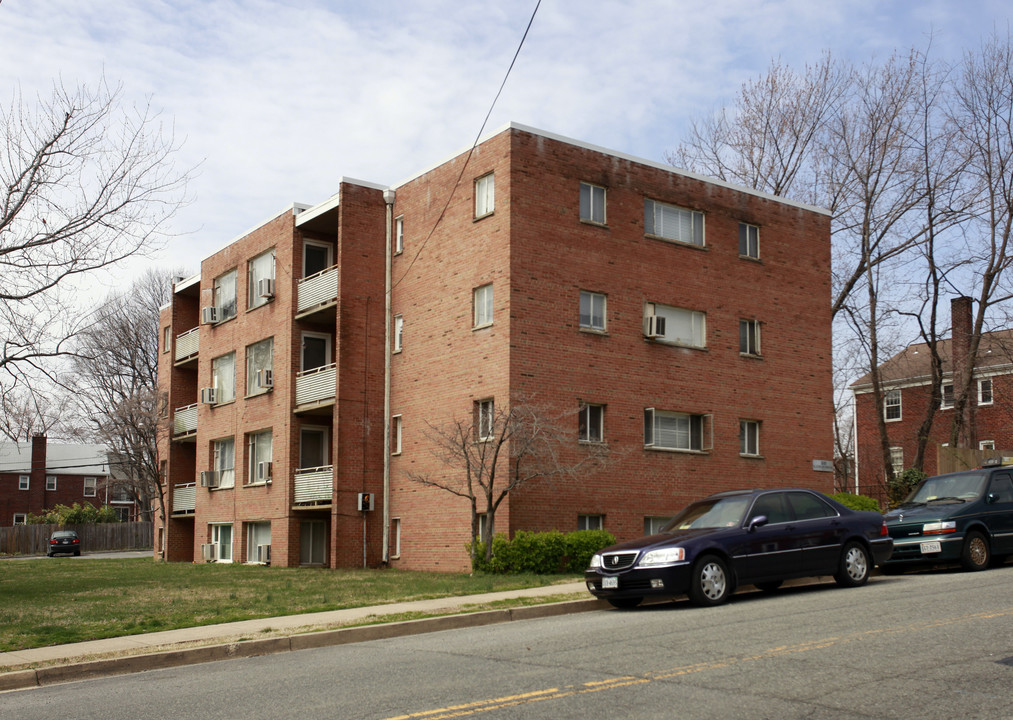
[470,529,616,574]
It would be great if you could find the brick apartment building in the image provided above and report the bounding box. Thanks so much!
[851,297,1013,484]
[0,435,129,524]
[157,123,834,572]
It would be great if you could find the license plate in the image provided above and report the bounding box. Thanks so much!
[602,576,618,589]
[920,541,941,554]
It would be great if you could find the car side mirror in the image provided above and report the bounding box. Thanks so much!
[986,492,998,505]
[747,515,768,533]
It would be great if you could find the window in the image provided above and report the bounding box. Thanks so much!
[644,516,672,535]
[84,477,97,497]
[300,519,327,565]
[247,521,271,563]
[579,182,606,224]
[392,415,402,455]
[739,223,760,258]
[889,447,904,477]
[884,389,901,421]
[303,239,333,278]
[739,319,761,356]
[578,514,603,531]
[248,430,273,484]
[212,524,233,562]
[645,303,706,348]
[979,378,993,405]
[163,326,171,354]
[644,199,704,246]
[245,338,274,396]
[393,314,403,353]
[301,331,332,372]
[644,409,711,451]
[394,216,404,254]
[579,291,606,332]
[941,383,954,409]
[578,403,604,443]
[213,269,238,322]
[786,491,836,520]
[46,475,56,491]
[391,517,402,558]
[740,420,760,456]
[476,399,495,441]
[214,437,235,489]
[18,475,28,490]
[473,284,494,328]
[980,440,995,451]
[474,173,494,218]
[212,352,236,404]
[13,513,26,525]
[476,512,489,540]
[988,474,1013,503]
[247,249,276,310]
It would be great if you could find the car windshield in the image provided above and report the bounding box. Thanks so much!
[905,472,987,504]
[661,496,751,531]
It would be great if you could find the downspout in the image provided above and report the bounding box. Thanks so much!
[382,189,395,563]
[852,390,859,494]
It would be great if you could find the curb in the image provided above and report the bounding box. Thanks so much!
[0,597,607,693]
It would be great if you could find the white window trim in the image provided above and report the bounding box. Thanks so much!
[940,383,954,410]
[247,430,273,486]
[978,378,994,406]
[579,182,607,225]
[303,239,334,278]
[18,475,28,490]
[739,222,760,259]
[740,319,761,356]
[84,476,97,497]
[393,314,403,353]
[394,216,404,255]
[211,352,237,405]
[889,447,904,476]
[212,523,233,563]
[473,284,494,329]
[391,517,402,559]
[247,249,277,310]
[578,403,605,443]
[213,268,238,322]
[477,399,495,442]
[644,198,705,247]
[475,173,494,219]
[13,513,27,525]
[579,290,607,333]
[46,475,57,491]
[740,420,761,457]
[645,302,706,348]
[884,389,902,422]
[392,414,403,455]
[245,338,274,397]
[577,514,604,531]
[980,440,995,451]
[644,408,713,452]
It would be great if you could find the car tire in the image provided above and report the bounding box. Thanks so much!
[607,597,642,609]
[755,580,782,593]
[74,550,81,556]
[834,541,871,587]
[689,554,731,606]
[960,531,990,571]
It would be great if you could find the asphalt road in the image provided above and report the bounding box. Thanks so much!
[4,565,1013,719]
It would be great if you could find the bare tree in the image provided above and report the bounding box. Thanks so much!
[0,76,191,418]
[408,401,611,565]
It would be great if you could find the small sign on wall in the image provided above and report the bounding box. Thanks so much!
[812,460,834,473]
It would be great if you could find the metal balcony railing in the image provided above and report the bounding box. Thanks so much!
[175,327,199,361]
[295,363,336,406]
[173,483,196,513]
[297,266,338,314]
[173,403,198,436]
[294,466,334,504]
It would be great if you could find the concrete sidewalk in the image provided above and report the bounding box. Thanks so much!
[0,581,602,693]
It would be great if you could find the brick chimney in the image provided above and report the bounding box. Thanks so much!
[30,434,47,514]
[950,297,974,446]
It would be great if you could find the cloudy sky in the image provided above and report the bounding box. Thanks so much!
[0,0,1009,285]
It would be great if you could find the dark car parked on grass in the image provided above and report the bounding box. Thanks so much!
[882,462,1013,572]
[586,488,893,608]
[48,530,82,557]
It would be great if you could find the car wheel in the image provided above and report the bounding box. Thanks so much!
[834,541,870,587]
[960,531,990,571]
[607,597,642,609]
[755,580,782,593]
[689,554,731,606]
[74,550,81,556]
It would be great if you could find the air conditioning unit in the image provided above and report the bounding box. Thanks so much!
[257,544,272,564]
[201,306,218,324]
[200,387,218,404]
[258,277,275,299]
[199,470,219,488]
[257,369,274,389]
[643,314,666,339]
[257,461,273,482]
[201,543,218,562]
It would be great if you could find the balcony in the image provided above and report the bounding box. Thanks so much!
[293,466,334,507]
[296,265,338,321]
[174,327,199,366]
[173,403,198,440]
[172,483,196,515]
[294,363,336,414]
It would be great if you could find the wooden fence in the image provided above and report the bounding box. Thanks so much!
[0,522,153,557]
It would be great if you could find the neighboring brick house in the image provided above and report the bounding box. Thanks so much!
[0,435,116,525]
[157,123,834,571]
[851,297,1013,485]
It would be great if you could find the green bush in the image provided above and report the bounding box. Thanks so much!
[889,468,926,506]
[470,529,616,574]
[27,502,122,525]
[830,492,881,513]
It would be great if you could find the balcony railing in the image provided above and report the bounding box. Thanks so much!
[173,483,196,513]
[294,466,334,505]
[295,363,336,407]
[297,265,338,314]
[175,327,199,361]
[173,403,198,436]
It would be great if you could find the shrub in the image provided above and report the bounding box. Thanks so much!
[470,529,616,574]
[889,468,926,506]
[27,502,122,525]
[830,492,881,513]
[564,530,616,572]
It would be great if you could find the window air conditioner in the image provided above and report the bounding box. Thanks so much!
[257,461,273,482]
[200,387,218,404]
[258,277,275,299]
[257,369,274,389]
[200,470,219,488]
[257,544,272,564]
[201,543,218,562]
[201,306,218,324]
[644,314,666,339]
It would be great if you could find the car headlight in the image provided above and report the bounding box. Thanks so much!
[922,521,957,535]
[588,553,602,569]
[637,547,686,567]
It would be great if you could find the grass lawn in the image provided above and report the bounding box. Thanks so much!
[0,558,579,652]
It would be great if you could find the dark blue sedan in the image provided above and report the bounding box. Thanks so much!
[585,488,893,608]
